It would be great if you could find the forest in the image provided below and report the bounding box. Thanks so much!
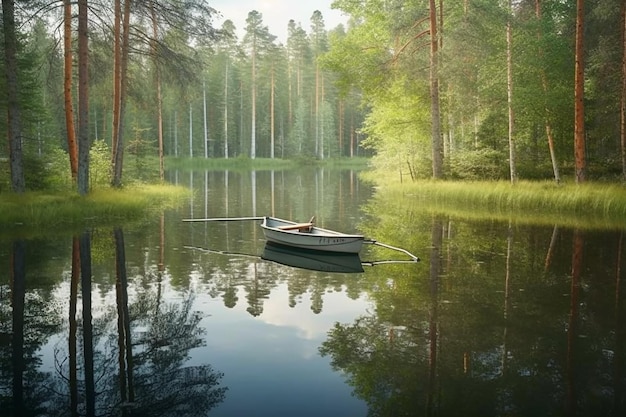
[0,0,625,194]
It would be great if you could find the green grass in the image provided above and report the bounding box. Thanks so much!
[0,184,189,238]
[372,178,626,230]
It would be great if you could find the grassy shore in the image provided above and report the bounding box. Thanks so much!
[369,178,626,230]
[0,184,189,238]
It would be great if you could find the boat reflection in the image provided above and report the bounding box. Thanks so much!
[261,242,365,273]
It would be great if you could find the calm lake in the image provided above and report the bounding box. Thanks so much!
[1,167,625,416]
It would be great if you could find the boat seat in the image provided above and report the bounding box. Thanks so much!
[277,222,313,232]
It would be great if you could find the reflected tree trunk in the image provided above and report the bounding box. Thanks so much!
[566,229,583,415]
[115,227,135,403]
[10,240,26,415]
[427,217,443,415]
[69,237,80,416]
[502,222,513,374]
[79,230,95,416]
[615,231,624,412]
[545,225,559,271]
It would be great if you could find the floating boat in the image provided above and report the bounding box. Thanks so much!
[260,216,365,254]
[261,242,364,273]
[183,215,420,261]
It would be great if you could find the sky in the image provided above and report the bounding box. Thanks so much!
[208,0,348,43]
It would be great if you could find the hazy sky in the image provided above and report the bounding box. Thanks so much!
[208,0,348,42]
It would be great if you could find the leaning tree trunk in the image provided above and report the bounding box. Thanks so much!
[2,0,25,193]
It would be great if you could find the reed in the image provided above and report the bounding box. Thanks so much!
[0,184,189,238]
[377,179,626,230]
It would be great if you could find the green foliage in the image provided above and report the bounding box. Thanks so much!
[448,148,508,180]
[89,140,112,188]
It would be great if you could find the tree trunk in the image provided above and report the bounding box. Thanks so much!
[574,0,586,183]
[77,0,90,195]
[111,0,121,184]
[620,3,626,181]
[64,0,78,181]
[112,0,131,187]
[203,81,208,158]
[150,0,164,180]
[429,0,443,179]
[271,63,275,159]
[251,33,257,159]
[506,0,517,183]
[2,0,25,193]
[315,62,320,158]
[224,62,229,158]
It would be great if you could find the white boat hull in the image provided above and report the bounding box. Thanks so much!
[260,217,364,254]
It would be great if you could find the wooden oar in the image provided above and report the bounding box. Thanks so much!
[182,216,265,222]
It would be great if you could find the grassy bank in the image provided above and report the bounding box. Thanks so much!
[0,184,189,238]
[371,178,626,229]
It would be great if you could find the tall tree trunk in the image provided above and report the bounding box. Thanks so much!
[224,63,229,158]
[150,0,164,180]
[203,81,208,158]
[621,0,626,182]
[251,34,257,159]
[77,0,90,195]
[429,0,443,179]
[189,104,193,157]
[2,0,25,193]
[270,63,275,159]
[536,0,561,183]
[338,99,344,157]
[64,0,78,181]
[111,0,121,183]
[315,62,320,158]
[506,0,517,183]
[112,0,131,187]
[574,0,586,183]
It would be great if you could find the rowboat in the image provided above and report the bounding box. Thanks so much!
[260,216,365,254]
[262,242,364,273]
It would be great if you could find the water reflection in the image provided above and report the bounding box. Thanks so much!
[324,191,626,416]
[3,168,626,416]
[1,229,226,417]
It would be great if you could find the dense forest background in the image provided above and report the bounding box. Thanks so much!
[0,0,625,192]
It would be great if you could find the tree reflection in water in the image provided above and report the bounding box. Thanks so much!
[321,209,626,417]
[43,228,227,416]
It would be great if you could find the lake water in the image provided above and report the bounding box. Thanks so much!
[1,168,625,416]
